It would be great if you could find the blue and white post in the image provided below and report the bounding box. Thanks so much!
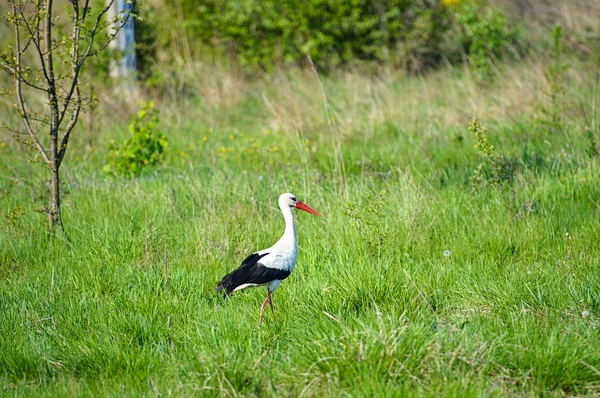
[107,0,136,81]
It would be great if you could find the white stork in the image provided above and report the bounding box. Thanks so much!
[216,193,321,323]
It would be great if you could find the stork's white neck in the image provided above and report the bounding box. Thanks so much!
[275,203,296,250]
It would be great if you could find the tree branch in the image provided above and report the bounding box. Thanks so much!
[81,0,91,24]
[57,85,80,166]
[12,3,51,167]
[82,0,120,59]
[16,4,51,85]
[15,112,52,126]
[20,34,34,54]
[3,125,32,136]
[57,0,82,166]
[58,0,117,127]
[0,59,15,75]
[44,0,60,172]
[58,0,120,165]
[0,58,47,92]
[18,74,47,92]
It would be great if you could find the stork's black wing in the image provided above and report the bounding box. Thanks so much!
[216,252,291,297]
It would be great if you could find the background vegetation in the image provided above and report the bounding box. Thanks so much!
[1,0,600,395]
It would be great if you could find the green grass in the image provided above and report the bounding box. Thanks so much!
[1,57,600,396]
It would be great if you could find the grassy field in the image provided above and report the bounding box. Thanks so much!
[1,52,600,396]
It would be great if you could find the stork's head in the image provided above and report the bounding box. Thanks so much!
[279,193,321,216]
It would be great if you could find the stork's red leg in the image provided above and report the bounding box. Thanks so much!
[267,291,280,325]
[259,291,271,324]
[267,293,276,314]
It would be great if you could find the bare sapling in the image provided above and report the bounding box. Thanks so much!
[0,0,131,234]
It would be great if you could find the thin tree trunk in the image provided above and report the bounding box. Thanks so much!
[44,0,64,234]
[48,165,63,231]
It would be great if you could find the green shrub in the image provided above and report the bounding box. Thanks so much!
[451,0,515,83]
[103,102,167,177]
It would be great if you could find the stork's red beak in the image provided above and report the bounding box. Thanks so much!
[295,201,321,216]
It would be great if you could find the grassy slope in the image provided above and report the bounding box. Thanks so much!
[1,56,600,396]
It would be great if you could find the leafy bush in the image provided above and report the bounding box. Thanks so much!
[451,0,515,83]
[103,102,167,177]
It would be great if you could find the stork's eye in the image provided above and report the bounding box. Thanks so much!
[292,197,297,202]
